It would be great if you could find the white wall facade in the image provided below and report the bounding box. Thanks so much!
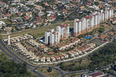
[50,33,54,45]
[45,31,50,44]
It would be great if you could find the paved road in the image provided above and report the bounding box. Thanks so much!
[0,38,90,77]
[64,70,89,76]
[0,38,71,77]
[0,37,90,77]
[0,6,114,77]
[65,0,86,19]
[34,66,65,77]
[0,31,114,77]
[0,39,46,77]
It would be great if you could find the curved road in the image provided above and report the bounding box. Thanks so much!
[0,39,46,77]
[0,38,90,77]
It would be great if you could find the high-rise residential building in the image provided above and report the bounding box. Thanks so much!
[66,24,70,38]
[54,31,59,44]
[100,10,105,21]
[60,24,70,39]
[56,26,61,42]
[45,24,70,46]
[82,18,87,34]
[50,32,55,46]
[45,8,113,46]
[8,35,10,45]
[45,29,51,44]
[74,7,114,36]
[74,19,82,36]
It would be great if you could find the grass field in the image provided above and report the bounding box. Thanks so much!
[37,68,61,77]
[59,58,90,72]
[1,19,112,40]
[1,21,73,39]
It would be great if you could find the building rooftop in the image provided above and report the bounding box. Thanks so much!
[76,19,82,23]
[100,34,108,39]
[0,1,4,5]
[47,51,55,55]
[78,45,90,52]
[89,72,104,77]
[60,24,65,28]
[85,16,90,19]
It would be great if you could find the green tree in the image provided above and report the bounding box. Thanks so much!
[94,2,99,6]
[47,68,52,72]
[98,28,105,33]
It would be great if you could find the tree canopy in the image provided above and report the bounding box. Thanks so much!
[60,39,116,71]
[0,53,38,77]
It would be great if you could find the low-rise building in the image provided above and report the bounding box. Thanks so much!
[46,57,51,62]
[0,21,6,29]
[50,57,56,62]
[61,53,69,59]
[100,34,108,40]
[41,57,46,62]
[82,72,105,77]
[54,56,61,61]
[78,45,91,52]
[68,52,75,57]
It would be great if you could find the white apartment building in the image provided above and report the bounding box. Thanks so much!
[82,18,87,34]
[60,24,70,39]
[45,30,51,44]
[8,35,10,45]
[74,19,83,36]
[56,26,61,42]
[50,32,55,46]
[74,7,114,36]
[45,24,70,46]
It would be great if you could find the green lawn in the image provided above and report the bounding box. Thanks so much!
[1,21,73,39]
[59,58,90,71]
[37,68,61,77]
[65,73,81,77]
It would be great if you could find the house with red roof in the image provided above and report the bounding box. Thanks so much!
[82,72,105,77]
[0,1,5,7]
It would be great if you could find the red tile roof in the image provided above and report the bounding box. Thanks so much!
[0,1,4,5]
[47,51,55,55]
[52,32,55,34]
[37,16,41,19]
[60,24,64,28]
[90,72,104,77]
[100,34,108,39]
[89,15,92,18]
[34,21,40,24]
[65,24,69,27]
[5,13,11,17]
[77,20,81,23]
[78,45,90,52]
[24,16,29,19]
[108,32,114,35]
[102,12,105,13]
[63,9,68,13]
[85,16,90,19]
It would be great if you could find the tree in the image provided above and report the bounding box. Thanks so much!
[0,53,37,77]
[47,68,52,72]
[98,28,105,33]
[94,1,99,6]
